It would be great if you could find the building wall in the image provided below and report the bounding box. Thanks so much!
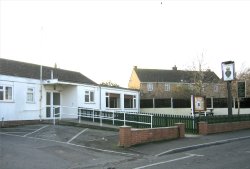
[1,75,140,121]
[128,69,141,89]
[100,86,140,112]
[141,107,250,116]
[77,85,100,110]
[140,82,227,99]
[0,75,42,121]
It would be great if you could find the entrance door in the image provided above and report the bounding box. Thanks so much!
[46,92,61,118]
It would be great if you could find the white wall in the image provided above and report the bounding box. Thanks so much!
[0,75,42,121]
[0,74,140,121]
[77,85,100,109]
[100,86,140,112]
[141,108,250,116]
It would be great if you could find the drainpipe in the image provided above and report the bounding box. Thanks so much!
[99,86,102,111]
[1,117,4,127]
[39,65,43,121]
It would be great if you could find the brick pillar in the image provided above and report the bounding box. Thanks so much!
[175,123,185,138]
[119,126,132,148]
[199,121,208,135]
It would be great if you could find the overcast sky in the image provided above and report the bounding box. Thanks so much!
[1,0,250,87]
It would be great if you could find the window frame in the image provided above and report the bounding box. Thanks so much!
[124,94,137,109]
[105,92,121,109]
[213,84,219,93]
[26,87,35,103]
[147,83,153,91]
[164,83,171,91]
[85,90,95,103]
[0,85,13,102]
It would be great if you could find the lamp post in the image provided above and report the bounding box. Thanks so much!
[221,61,235,116]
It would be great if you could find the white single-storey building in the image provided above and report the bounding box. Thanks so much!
[0,58,140,123]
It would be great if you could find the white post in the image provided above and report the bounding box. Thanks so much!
[112,111,115,125]
[53,107,55,125]
[59,106,61,121]
[123,111,126,126]
[191,95,194,117]
[78,108,81,123]
[150,115,153,128]
[100,111,102,126]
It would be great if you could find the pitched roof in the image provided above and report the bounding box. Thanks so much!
[0,58,97,85]
[134,67,220,83]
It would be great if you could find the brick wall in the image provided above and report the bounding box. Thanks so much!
[119,123,184,147]
[199,121,250,135]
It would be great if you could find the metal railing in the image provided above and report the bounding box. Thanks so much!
[52,106,153,128]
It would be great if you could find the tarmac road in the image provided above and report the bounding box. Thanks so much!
[0,124,136,169]
[1,124,250,169]
[118,138,250,169]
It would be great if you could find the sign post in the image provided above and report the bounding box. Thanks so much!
[221,61,235,116]
[237,81,246,115]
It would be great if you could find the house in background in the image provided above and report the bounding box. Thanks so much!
[0,58,139,123]
[128,66,230,114]
[128,65,223,99]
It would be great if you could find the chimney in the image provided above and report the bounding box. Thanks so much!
[172,65,177,71]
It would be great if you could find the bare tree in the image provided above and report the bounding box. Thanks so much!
[100,80,120,87]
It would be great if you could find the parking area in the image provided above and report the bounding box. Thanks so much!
[0,124,137,169]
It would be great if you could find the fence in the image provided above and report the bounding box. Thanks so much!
[78,109,153,128]
[151,114,199,134]
[50,106,199,133]
[52,107,250,134]
[78,108,199,133]
[51,106,153,128]
[199,114,250,124]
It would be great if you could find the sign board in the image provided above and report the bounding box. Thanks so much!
[194,96,206,112]
[238,81,246,98]
[221,61,235,81]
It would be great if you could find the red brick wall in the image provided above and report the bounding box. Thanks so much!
[199,121,250,135]
[119,123,184,147]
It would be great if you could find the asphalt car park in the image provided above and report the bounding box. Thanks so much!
[0,124,137,169]
[1,124,250,169]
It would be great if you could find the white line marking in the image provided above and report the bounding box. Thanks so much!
[1,132,27,134]
[0,131,136,157]
[23,125,49,137]
[0,128,37,131]
[67,128,88,143]
[185,153,204,157]
[156,135,250,156]
[134,154,201,169]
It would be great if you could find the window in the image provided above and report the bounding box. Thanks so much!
[85,91,95,103]
[124,95,137,108]
[106,93,120,108]
[147,83,153,91]
[26,88,35,103]
[0,85,13,101]
[164,83,170,91]
[213,85,219,93]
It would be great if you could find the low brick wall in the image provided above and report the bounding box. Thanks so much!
[199,121,250,135]
[119,123,184,147]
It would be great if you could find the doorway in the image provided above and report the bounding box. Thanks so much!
[46,92,61,118]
